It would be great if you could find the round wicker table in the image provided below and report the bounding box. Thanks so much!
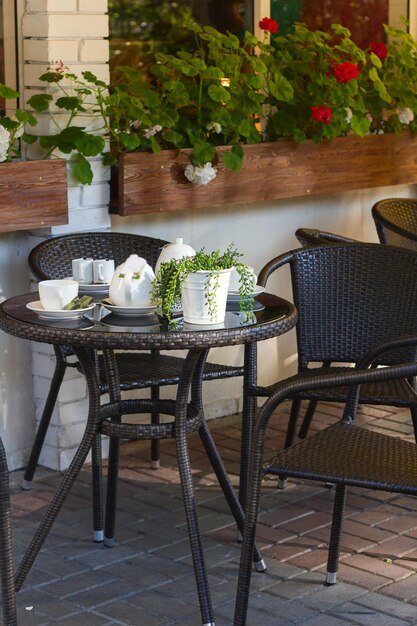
[0,291,296,626]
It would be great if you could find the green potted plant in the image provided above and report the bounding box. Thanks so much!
[151,243,255,324]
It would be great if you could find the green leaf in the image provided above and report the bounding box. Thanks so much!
[268,75,294,103]
[15,109,37,126]
[150,135,161,154]
[350,115,371,136]
[71,153,93,185]
[191,141,215,166]
[75,133,105,157]
[102,152,116,167]
[21,132,37,144]
[223,144,244,172]
[0,83,19,99]
[27,93,53,112]
[55,96,85,111]
[369,52,382,68]
[119,132,140,151]
[208,84,230,103]
[82,71,106,87]
[237,119,251,138]
[38,71,64,83]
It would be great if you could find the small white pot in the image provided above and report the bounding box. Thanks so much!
[181,268,232,325]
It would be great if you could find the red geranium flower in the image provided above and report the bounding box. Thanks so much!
[311,105,332,124]
[332,62,360,83]
[369,41,388,60]
[258,17,279,34]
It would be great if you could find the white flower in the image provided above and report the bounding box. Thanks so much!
[206,122,222,134]
[184,162,217,185]
[144,124,163,139]
[131,119,141,129]
[365,113,373,123]
[0,125,10,147]
[398,107,414,125]
[0,126,10,159]
[344,107,353,123]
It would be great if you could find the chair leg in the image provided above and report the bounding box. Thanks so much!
[279,399,302,489]
[410,406,417,444]
[298,399,319,439]
[0,437,17,626]
[151,386,160,469]
[21,357,67,490]
[326,483,347,585]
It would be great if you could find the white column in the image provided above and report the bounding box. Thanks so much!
[23,0,111,470]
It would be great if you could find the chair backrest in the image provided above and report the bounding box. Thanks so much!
[28,232,170,280]
[260,242,417,368]
[372,198,417,250]
[295,228,359,247]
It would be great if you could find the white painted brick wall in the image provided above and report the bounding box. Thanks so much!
[24,2,111,471]
[22,15,108,39]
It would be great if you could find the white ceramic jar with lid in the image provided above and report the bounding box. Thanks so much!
[155,238,196,274]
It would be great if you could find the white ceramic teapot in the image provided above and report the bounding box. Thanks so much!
[109,255,155,307]
[155,238,196,274]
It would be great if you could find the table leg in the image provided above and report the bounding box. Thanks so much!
[239,342,257,511]
[102,349,122,547]
[176,348,215,626]
[192,349,265,572]
[14,348,101,591]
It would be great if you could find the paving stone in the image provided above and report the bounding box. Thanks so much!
[336,563,389,590]
[342,553,412,581]
[356,592,417,622]
[376,573,417,601]
[332,601,411,625]
[301,582,367,610]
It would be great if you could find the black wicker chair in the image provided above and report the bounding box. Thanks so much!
[234,342,417,626]
[27,232,244,541]
[372,198,417,250]
[295,227,359,246]
[294,228,361,441]
[256,243,417,455]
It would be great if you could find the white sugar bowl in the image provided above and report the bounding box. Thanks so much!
[109,255,155,307]
[155,238,196,274]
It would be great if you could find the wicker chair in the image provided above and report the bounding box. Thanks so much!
[294,228,360,440]
[256,243,417,454]
[27,232,244,540]
[372,198,417,250]
[295,227,359,246]
[234,345,417,626]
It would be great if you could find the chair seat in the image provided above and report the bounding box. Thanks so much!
[265,421,417,494]
[96,353,244,390]
[267,366,417,407]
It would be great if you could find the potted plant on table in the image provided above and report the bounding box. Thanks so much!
[151,243,255,324]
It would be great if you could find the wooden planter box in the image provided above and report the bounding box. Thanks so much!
[118,133,417,216]
[0,159,68,234]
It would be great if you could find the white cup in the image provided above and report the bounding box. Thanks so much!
[228,266,257,292]
[93,259,115,284]
[72,257,94,284]
[38,279,79,310]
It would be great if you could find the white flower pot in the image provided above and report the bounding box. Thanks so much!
[181,268,232,325]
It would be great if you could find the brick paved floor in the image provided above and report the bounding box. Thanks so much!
[6,401,417,625]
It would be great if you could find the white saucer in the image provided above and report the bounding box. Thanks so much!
[66,277,110,294]
[27,300,96,320]
[100,299,159,317]
[227,285,265,302]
